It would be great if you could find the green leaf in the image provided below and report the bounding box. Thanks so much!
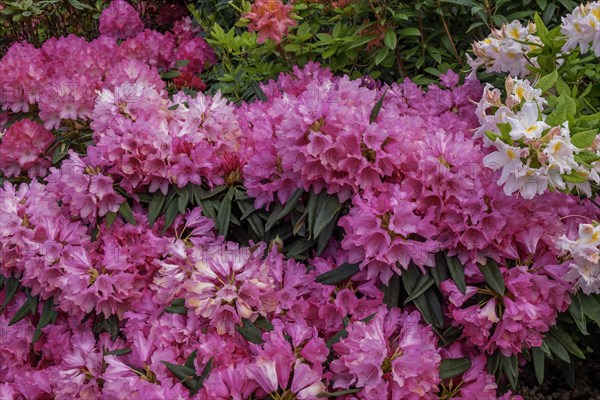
[570,129,597,149]
[575,151,600,165]
[384,30,397,50]
[105,211,117,229]
[502,354,519,389]
[177,188,190,214]
[545,97,568,126]
[68,0,93,10]
[440,357,472,380]
[315,263,360,285]
[533,13,549,45]
[175,59,190,68]
[265,203,284,232]
[0,275,20,313]
[532,347,545,385]
[312,195,342,239]
[544,335,570,363]
[148,191,166,226]
[52,142,69,164]
[162,197,180,233]
[382,273,400,308]
[185,350,198,370]
[165,298,187,314]
[32,299,56,343]
[397,27,421,36]
[161,361,198,391]
[275,189,304,226]
[105,347,132,356]
[198,357,213,388]
[424,289,445,330]
[445,254,466,294]
[569,294,588,335]
[404,275,434,304]
[579,293,600,326]
[318,388,361,398]
[251,81,268,102]
[235,318,264,344]
[549,327,585,359]
[8,295,36,326]
[431,253,449,289]
[162,70,180,79]
[118,201,136,225]
[347,35,376,49]
[254,316,274,331]
[562,170,588,184]
[316,217,337,256]
[535,69,558,92]
[216,189,233,236]
[478,259,505,296]
[374,47,389,65]
[370,89,387,123]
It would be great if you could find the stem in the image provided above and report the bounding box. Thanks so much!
[436,1,463,66]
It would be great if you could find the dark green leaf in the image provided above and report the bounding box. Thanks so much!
[33,299,56,343]
[235,318,264,344]
[162,70,180,79]
[178,188,190,214]
[198,357,213,388]
[370,89,387,123]
[185,350,198,370]
[549,327,585,359]
[569,294,588,335]
[118,201,136,225]
[382,273,400,308]
[431,253,449,289]
[216,189,233,236]
[445,254,466,294]
[440,357,472,380]
[404,275,434,304]
[312,195,342,239]
[502,354,519,389]
[315,263,360,285]
[105,347,132,356]
[478,259,505,296]
[0,276,20,313]
[162,361,198,391]
[162,198,180,233]
[148,191,167,226]
[579,293,600,326]
[105,211,117,229]
[254,315,274,331]
[318,388,361,397]
[532,347,545,385]
[544,335,570,363]
[8,295,36,326]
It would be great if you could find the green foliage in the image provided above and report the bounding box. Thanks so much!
[193,0,577,101]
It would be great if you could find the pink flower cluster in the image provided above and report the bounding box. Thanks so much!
[0,6,215,127]
[441,261,571,356]
[0,119,54,178]
[2,2,598,396]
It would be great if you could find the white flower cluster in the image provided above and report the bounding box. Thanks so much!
[468,20,542,77]
[561,1,600,56]
[559,222,600,294]
[477,77,599,199]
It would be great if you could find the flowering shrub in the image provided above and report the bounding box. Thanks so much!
[1,1,600,399]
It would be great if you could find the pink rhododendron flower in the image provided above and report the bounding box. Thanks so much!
[99,0,145,39]
[0,119,54,178]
